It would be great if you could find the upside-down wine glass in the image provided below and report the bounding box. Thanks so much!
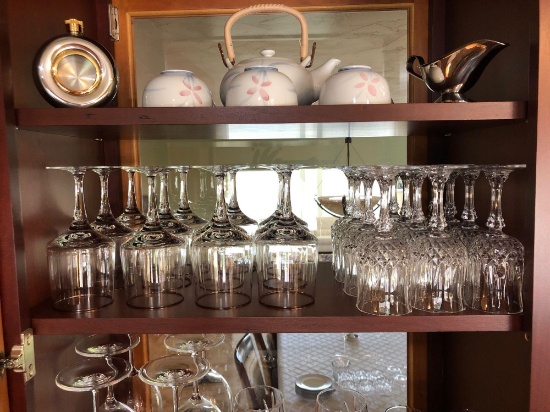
[46,166,115,312]
[342,166,378,297]
[226,166,258,237]
[75,334,141,412]
[140,354,211,412]
[158,167,193,287]
[468,164,526,313]
[117,167,147,232]
[191,165,253,309]
[332,166,360,283]
[121,166,185,308]
[355,165,411,315]
[56,357,132,412]
[164,334,231,411]
[255,164,318,309]
[90,166,134,290]
[410,165,469,313]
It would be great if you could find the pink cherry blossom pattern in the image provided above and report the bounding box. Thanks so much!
[354,71,381,97]
[179,79,203,105]
[246,75,272,101]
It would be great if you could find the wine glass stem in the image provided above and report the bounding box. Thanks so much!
[227,170,240,212]
[428,172,449,231]
[98,170,113,217]
[351,177,362,219]
[125,170,140,212]
[389,178,399,215]
[280,170,293,220]
[159,171,171,214]
[461,172,479,223]
[92,389,99,412]
[377,177,392,233]
[400,175,412,219]
[362,176,376,224]
[344,173,356,217]
[444,173,458,221]
[411,174,426,223]
[213,173,230,224]
[172,385,179,412]
[105,385,117,407]
[70,170,89,230]
[487,177,506,231]
[178,170,191,212]
[145,173,159,226]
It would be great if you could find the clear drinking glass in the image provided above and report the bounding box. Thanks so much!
[315,388,368,412]
[410,165,469,313]
[158,167,193,287]
[255,164,318,309]
[468,164,526,313]
[117,167,147,232]
[90,166,134,290]
[46,166,115,312]
[56,357,132,412]
[140,354,211,412]
[234,385,285,412]
[227,166,258,237]
[191,165,253,309]
[75,334,141,412]
[121,166,185,308]
[356,165,411,316]
[164,334,230,412]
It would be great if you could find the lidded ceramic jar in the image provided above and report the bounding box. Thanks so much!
[142,70,213,107]
[319,65,391,105]
[225,66,298,106]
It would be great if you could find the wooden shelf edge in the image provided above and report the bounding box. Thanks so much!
[15,101,527,126]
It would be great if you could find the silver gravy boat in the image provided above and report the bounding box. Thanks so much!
[406,39,509,102]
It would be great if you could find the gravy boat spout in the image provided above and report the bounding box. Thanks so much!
[406,39,509,102]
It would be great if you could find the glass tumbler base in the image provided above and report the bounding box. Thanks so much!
[54,294,113,312]
[126,291,183,309]
[259,290,315,309]
[195,291,251,310]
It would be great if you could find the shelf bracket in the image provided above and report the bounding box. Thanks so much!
[0,329,36,382]
[109,4,119,42]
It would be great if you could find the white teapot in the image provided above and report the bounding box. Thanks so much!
[319,65,392,105]
[218,4,341,106]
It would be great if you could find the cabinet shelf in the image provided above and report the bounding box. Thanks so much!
[30,263,522,335]
[15,101,527,140]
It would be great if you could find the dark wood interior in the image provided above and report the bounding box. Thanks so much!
[1,0,549,411]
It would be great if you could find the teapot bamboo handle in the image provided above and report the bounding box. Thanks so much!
[406,55,425,79]
[222,4,310,65]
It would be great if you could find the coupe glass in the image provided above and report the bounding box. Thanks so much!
[315,388,368,412]
[158,167,193,287]
[75,334,141,412]
[255,164,318,309]
[234,385,285,412]
[117,167,147,232]
[46,166,115,312]
[121,166,185,308]
[468,164,526,313]
[139,354,210,412]
[410,165,469,313]
[174,166,208,230]
[227,166,258,236]
[90,166,134,289]
[56,357,132,412]
[191,165,253,309]
[355,165,411,316]
[164,334,231,411]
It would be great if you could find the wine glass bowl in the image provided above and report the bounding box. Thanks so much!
[46,166,115,312]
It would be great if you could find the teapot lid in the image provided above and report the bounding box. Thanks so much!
[260,50,276,58]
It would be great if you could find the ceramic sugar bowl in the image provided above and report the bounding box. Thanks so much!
[225,66,298,106]
[143,70,213,107]
[319,65,391,105]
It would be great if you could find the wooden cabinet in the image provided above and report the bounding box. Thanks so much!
[1,0,548,411]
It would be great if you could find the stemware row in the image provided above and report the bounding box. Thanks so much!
[332,164,525,316]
